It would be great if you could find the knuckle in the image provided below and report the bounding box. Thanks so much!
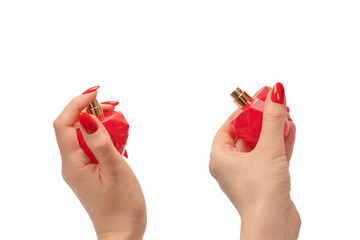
[210,146,224,161]
[209,153,220,178]
[91,137,112,155]
[53,117,61,129]
[254,143,282,155]
[62,167,80,184]
[209,160,217,178]
[61,167,72,182]
[209,150,216,162]
[263,108,284,123]
[209,147,232,178]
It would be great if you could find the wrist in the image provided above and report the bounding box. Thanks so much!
[94,209,147,240]
[240,201,297,240]
[98,231,144,240]
[240,212,288,240]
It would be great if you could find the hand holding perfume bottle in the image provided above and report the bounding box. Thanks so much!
[53,86,146,240]
[76,87,129,164]
[230,84,291,145]
[210,83,300,240]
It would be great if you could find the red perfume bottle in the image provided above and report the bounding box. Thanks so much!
[77,98,129,163]
[230,86,290,145]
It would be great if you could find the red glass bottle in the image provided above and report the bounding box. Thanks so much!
[230,86,290,145]
[76,98,129,163]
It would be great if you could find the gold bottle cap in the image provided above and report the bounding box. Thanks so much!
[87,99,104,121]
[230,87,253,108]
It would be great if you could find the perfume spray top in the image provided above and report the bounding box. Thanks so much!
[87,99,104,121]
[230,87,253,109]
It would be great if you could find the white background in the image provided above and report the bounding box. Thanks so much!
[1,1,359,239]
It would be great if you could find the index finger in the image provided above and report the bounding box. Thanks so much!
[56,92,97,127]
[54,92,97,155]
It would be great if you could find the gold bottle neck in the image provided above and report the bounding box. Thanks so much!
[87,99,104,121]
[230,87,253,109]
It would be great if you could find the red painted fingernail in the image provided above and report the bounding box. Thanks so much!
[288,117,293,121]
[100,101,119,106]
[82,86,100,95]
[79,112,98,134]
[287,107,290,113]
[271,82,285,104]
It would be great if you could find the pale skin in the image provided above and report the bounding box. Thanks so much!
[54,86,300,239]
[210,90,301,239]
[53,91,146,240]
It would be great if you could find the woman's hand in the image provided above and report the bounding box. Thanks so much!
[210,83,301,240]
[53,87,146,240]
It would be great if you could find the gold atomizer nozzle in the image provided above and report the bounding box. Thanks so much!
[230,87,253,108]
[87,99,105,121]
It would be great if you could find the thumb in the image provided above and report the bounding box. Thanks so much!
[256,82,287,153]
[78,112,126,175]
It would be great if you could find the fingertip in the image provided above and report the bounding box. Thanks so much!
[79,112,99,134]
[100,101,119,106]
[99,101,119,112]
[270,82,285,105]
[78,90,98,101]
[100,104,116,112]
[82,86,100,95]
